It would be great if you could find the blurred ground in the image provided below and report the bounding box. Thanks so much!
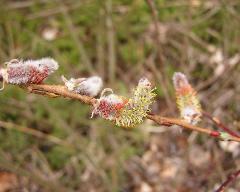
[0,0,239,191]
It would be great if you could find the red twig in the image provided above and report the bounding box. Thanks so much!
[215,169,240,192]
[147,114,240,142]
[203,111,240,138]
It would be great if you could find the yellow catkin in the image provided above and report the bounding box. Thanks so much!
[115,78,156,128]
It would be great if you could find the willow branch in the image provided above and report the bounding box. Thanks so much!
[215,169,240,192]
[147,114,240,142]
[24,84,96,105]
[202,111,240,138]
[14,84,240,143]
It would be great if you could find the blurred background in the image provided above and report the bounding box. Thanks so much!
[0,0,239,191]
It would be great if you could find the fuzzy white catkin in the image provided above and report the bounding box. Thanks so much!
[75,76,103,97]
[62,76,103,97]
[23,58,59,74]
[91,91,125,120]
[3,58,59,84]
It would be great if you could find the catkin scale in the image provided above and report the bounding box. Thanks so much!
[7,65,49,84]
[92,92,128,121]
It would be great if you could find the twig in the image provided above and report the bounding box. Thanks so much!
[215,169,240,192]
[58,2,95,74]
[106,0,116,83]
[145,0,164,66]
[97,8,105,79]
[0,120,68,146]
[25,84,96,105]
[202,111,240,138]
[147,114,240,142]
[26,1,83,19]
[7,0,48,9]
[145,0,174,113]
[0,150,69,192]
[15,83,240,143]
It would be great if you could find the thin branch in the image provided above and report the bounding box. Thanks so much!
[58,2,95,74]
[106,0,116,83]
[145,0,164,66]
[145,0,174,113]
[0,120,68,146]
[25,84,96,105]
[215,169,240,192]
[0,150,69,192]
[202,111,240,138]
[147,114,240,142]
[15,83,240,143]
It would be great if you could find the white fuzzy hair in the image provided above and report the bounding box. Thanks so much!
[62,76,103,97]
[22,57,59,74]
[172,72,189,89]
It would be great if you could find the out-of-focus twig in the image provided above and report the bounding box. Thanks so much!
[0,120,68,146]
[145,0,174,113]
[203,111,240,138]
[145,0,164,67]
[147,114,240,142]
[26,2,83,19]
[97,8,105,79]
[215,169,240,192]
[58,2,95,74]
[0,150,69,192]
[106,0,116,83]
[7,0,48,9]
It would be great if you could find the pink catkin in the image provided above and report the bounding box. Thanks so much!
[92,91,128,121]
[3,58,58,85]
[173,72,202,125]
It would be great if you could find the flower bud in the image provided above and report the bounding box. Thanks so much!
[173,72,202,125]
[62,76,103,97]
[0,58,58,86]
